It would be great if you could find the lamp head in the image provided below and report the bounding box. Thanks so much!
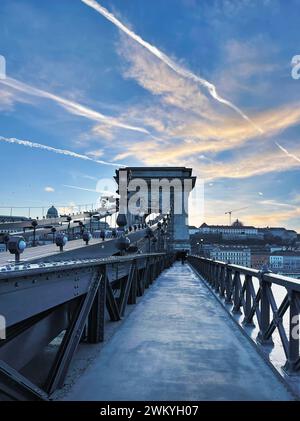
[83,230,92,245]
[8,236,26,263]
[31,219,38,228]
[8,236,26,255]
[116,236,130,251]
[55,233,68,251]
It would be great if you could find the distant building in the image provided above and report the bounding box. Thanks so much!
[270,251,300,272]
[250,248,270,269]
[199,220,263,241]
[46,206,59,219]
[262,227,297,243]
[209,245,251,267]
[270,246,285,253]
[90,220,109,233]
[189,226,199,235]
[0,215,28,223]
[197,221,297,244]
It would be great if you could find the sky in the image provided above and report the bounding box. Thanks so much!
[0,0,300,229]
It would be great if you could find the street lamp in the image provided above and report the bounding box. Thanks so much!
[196,239,204,256]
[55,233,68,252]
[116,213,127,231]
[8,236,26,263]
[152,236,157,252]
[116,235,130,255]
[93,215,101,231]
[3,234,10,251]
[75,220,85,237]
[51,227,56,244]
[31,219,38,247]
[67,216,72,239]
[145,226,153,253]
[83,230,92,245]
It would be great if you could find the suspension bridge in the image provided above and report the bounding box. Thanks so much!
[0,167,299,401]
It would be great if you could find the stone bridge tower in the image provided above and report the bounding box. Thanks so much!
[115,167,196,252]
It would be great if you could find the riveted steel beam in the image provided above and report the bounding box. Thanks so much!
[0,360,48,401]
[44,269,103,394]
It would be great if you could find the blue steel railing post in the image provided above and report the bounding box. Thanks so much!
[213,264,217,291]
[204,259,208,280]
[210,262,214,285]
[208,261,212,284]
[128,260,138,305]
[224,266,232,304]
[214,264,220,293]
[232,271,242,314]
[257,272,274,346]
[87,266,107,343]
[219,265,225,297]
[243,274,255,326]
[283,290,300,373]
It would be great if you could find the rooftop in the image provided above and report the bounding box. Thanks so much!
[271,251,300,256]
[200,222,256,230]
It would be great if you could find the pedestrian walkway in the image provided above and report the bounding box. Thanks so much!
[64,262,292,401]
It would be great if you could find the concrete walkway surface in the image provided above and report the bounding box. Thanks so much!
[64,262,293,401]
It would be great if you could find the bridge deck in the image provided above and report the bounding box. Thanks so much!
[0,228,149,266]
[64,262,292,401]
[0,237,106,266]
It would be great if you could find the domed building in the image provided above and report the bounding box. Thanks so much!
[232,219,244,227]
[46,206,59,219]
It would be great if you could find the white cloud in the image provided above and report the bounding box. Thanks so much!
[44,186,55,193]
[0,77,150,135]
[81,0,261,132]
[86,149,104,158]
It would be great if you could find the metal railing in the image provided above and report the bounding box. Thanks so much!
[188,255,300,375]
[0,252,175,401]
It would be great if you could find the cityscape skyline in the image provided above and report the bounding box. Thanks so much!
[1,0,300,230]
[1,2,300,403]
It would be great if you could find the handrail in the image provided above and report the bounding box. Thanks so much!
[192,256,300,291]
[0,253,166,280]
[188,255,300,374]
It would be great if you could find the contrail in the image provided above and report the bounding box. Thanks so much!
[0,136,125,167]
[275,141,300,163]
[1,77,149,135]
[81,0,263,134]
[63,184,117,197]
[63,184,98,192]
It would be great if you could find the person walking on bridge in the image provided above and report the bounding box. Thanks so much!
[181,250,187,265]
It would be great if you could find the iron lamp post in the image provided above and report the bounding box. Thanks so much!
[7,236,26,263]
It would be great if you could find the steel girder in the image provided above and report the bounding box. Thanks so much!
[0,252,174,400]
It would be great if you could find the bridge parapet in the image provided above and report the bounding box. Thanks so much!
[0,252,175,401]
[188,255,300,380]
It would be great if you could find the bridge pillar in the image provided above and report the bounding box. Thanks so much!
[115,167,196,252]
